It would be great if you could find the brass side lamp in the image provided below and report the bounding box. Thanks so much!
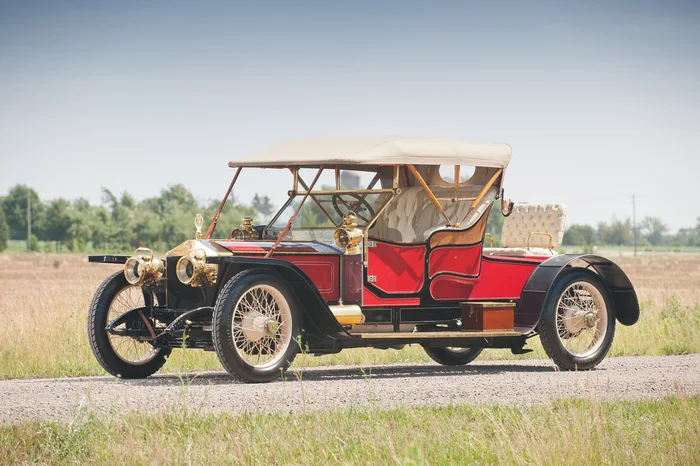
[334,212,363,255]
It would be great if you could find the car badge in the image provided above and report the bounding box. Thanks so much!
[194,213,204,240]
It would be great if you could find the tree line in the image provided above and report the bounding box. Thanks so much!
[0,183,698,252]
[0,184,274,253]
[563,217,700,248]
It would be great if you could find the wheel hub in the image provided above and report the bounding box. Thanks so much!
[241,311,278,342]
[583,311,597,328]
[562,305,587,335]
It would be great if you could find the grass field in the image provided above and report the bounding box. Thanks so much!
[0,252,699,380]
[1,396,697,465]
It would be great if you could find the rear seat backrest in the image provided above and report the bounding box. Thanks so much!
[371,187,424,242]
[414,186,498,241]
[501,204,568,249]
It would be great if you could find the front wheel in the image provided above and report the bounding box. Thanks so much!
[212,269,300,383]
[539,268,616,371]
[424,347,483,366]
[88,272,171,378]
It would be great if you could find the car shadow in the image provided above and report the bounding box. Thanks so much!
[113,362,562,387]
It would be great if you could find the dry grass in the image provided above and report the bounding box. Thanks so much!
[1,396,698,465]
[0,253,699,379]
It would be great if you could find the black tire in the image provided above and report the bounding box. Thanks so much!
[424,347,483,366]
[88,272,170,378]
[212,269,301,383]
[539,268,616,371]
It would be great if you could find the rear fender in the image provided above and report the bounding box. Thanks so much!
[515,254,639,332]
[207,256,350,341]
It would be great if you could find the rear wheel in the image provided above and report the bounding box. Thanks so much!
[88,272,170,378]
[539,268,616,371]
[424,347,483,366]
[212,270,300,383]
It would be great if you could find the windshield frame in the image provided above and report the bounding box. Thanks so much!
[264,166,399,234]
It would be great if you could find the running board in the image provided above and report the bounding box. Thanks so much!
[354,330,521,339]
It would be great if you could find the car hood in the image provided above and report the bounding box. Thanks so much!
[214,240,341,255]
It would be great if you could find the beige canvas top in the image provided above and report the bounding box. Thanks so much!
[229,136,512,169]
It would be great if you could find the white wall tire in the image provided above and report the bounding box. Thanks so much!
[212,269,300,383]
[88,272,170,378]
[539,268,616,371]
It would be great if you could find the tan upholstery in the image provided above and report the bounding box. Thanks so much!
[371,187,424,242]
[371,185,497,242]
[485,203,567,257]
[418,186,498,241]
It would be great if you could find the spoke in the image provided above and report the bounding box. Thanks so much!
[231,285,292,368]
[554,281,607,358]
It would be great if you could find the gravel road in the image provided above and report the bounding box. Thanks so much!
[1,354,699,424]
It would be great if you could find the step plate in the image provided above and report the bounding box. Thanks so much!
[354,331,522,339]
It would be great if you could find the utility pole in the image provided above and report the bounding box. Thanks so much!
[632,194,637,257]
[26,189,31,251]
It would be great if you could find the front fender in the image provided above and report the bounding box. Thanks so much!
[515,254,639,332]
[207,256,351,342]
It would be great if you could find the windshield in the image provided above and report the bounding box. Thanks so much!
[263,168,394,244]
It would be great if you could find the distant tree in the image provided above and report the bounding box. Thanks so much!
[91,206,113,250]
[252,194,275,220]
[485,205,504,247]
[640,216,668,246]
[563,224,597,246]
[44,199,72,249]
[102,188,136,250]
[0,202,9,252]
[2,185,44,240]
[598,218,633,246]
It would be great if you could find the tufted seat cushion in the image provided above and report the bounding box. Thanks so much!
[371,185,498,243]
[417,186,498,241]
[371,187,424,242]
[485,203,567,257]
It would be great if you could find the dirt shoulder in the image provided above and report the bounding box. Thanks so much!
[1,354,698,424]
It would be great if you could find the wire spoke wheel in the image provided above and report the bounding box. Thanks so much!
[231,284,293,369]
[106,286,160,365]
[89,272,170,378]
[555,281,609,358]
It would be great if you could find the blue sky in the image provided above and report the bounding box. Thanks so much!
[1,0,698,230]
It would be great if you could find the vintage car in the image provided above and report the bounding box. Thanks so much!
[87,136,639,382]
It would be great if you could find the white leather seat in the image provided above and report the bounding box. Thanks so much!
[417,186,498,241]
[371,185,497,242]
[484,203,567,257]
[370,187,424,242]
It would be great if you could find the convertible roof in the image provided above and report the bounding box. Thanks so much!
[229,136,512,169]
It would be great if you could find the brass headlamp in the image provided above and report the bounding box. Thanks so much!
[231,217,260,241]
[334,212,363,255]
[176,248,217,287]
[124,248,164,286]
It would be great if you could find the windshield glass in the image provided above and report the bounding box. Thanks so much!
[263,168,394,244]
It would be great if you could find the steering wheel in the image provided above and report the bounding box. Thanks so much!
[331,194,375,223]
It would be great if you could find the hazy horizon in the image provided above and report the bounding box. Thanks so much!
[1,0,699,231]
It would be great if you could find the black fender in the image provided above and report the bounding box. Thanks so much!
[207,256,351,341]
[88,255,130,264]
[515,254,639,332]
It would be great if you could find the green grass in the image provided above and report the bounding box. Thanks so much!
[1,397,698,465]
[1,297,699,380]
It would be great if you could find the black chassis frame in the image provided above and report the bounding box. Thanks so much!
[88,252,639,354]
